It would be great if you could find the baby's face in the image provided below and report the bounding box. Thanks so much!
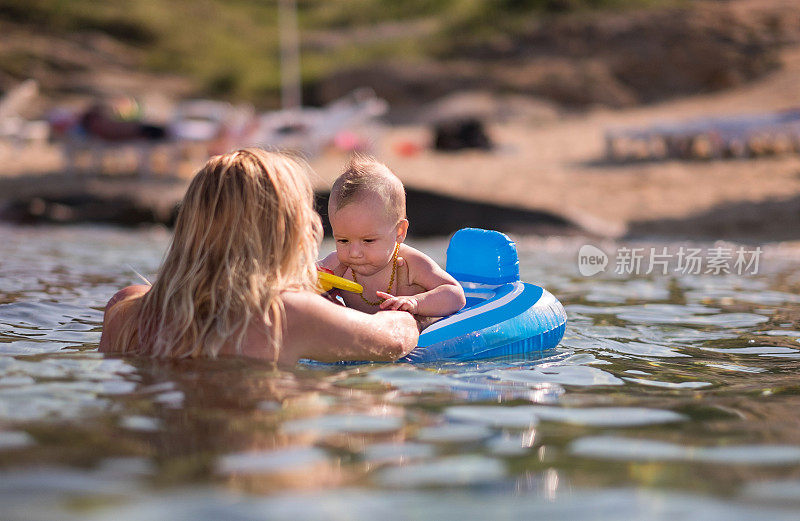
[330,194,404,277]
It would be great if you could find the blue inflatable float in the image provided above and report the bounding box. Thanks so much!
[401,228,567,363]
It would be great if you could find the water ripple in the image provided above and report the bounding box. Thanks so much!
[376,455,505,488]
[3,226,800,518]
[572,436,800,465]
[446,405,685,428]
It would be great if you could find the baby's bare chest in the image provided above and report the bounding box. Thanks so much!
[340,266,424,313]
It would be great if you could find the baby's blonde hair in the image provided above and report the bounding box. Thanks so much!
[329,156,406,223]
[114,148,322,359]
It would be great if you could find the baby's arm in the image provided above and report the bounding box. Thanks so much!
[318,251,345,275]
[378,248,465,317]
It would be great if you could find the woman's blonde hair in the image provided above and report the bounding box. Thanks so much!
[115,148,322,359]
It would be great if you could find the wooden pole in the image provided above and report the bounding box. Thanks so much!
[279,0,302,110]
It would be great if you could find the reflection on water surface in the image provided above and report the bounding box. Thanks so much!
[2,224,800,520]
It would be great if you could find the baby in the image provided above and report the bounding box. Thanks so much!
[319,157,466,317]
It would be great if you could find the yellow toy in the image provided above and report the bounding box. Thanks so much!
[317,269,363,294]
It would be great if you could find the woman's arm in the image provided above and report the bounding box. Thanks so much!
[279,291,419,365]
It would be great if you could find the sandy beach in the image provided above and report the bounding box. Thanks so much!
[313,46,800,240]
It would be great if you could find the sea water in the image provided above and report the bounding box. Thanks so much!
[1,224,800,520]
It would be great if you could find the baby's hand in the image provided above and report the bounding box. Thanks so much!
[377,291,418,314]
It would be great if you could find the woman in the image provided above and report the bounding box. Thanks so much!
[99,149,419,366]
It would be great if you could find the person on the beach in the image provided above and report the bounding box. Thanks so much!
[319,156,466,317]
[99,149,419,366]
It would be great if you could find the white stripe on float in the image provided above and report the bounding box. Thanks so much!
[460,281,502,291]
[464,291,496,300]
[422,282,527,335]
[537,289,556,308]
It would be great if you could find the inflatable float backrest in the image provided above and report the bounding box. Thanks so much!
[445,228,520,308]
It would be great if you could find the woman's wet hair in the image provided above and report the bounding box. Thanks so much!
[115,148,322,359]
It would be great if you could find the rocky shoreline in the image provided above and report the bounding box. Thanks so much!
[0,174,582,237]
[4,165,800,244]
[0,174,183,226]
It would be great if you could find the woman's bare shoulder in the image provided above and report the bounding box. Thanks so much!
[280,289,335,316]
[99,285,149,353]
[105,285,150,311]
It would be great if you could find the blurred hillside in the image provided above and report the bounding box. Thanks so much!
[2,0,799,118]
